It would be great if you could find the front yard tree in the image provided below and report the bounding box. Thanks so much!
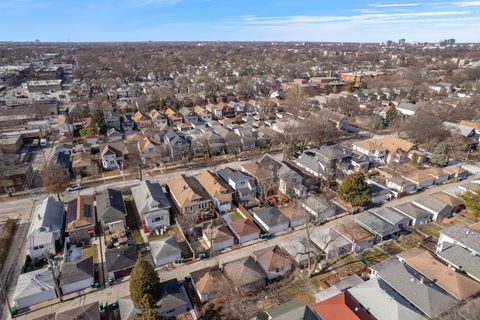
[129,258,160,308]
[40,163,70,200]
[92,109,107,135]
[430,141,449,167]
[458,189,480,218]
[337,172,371,207]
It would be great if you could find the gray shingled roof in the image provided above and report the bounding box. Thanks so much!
[105,246,137,273]
[150,236,181,260]
[355,211,400,237]
[371,258,457,318]
[96,188,126,224]
[437,243,480,280]
[413,195,452,214]
[254,207,289,227]
[373,207,409,225]
[155,279,191,314]
[440,225,480,252]
[131,180,171,215]
[59,256,94,286]
[393,202,432,220]
[348,278,426,320]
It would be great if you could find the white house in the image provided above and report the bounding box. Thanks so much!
[27,197,64,262]
[132,180,171,231]
[150,236,182,267]
[12,268,57,310]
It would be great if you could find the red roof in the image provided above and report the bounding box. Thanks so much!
[228,219,260,237]
[312,292,374,320]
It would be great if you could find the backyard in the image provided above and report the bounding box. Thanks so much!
[311,254,366,288]
[357,247,389,267]
[418,223,443,238]
[124,200,144,244]
[82,244,100,263]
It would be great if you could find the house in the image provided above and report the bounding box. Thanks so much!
[352,135,416,164]
[398,248,480,300]
[392,202,432,226]
[278,164,307,198]
[217,167,257,207]
[118,297,141,320]
[0,164,34,194]
[206,103,223,119]
[105,245,137,280]
[355,211,400,243]
[179,107,198,124]
[100,142,125,170]
[107,128,123,142]
[27,197,64,262]
[215,127,242,154]
[56,302,100,320]
[312,292,374,320]
[251,206,289,234]
[261,300,321,320]
[190,267,227,303]
[194,106,212,122]
[103,110,121,130]
[295,146,352,179]
[412,195,453,221]
[233,127,257,151]
[65,195,95,244]
[280,237,321,268]
[431,191,464,212]
[71,152,92,176]
[222,256,266,291]
[120,114,135,133]
[96,188,127,233]
[227,219,261,244]
[443,121,476,138]
[241,161,275,197]
[132,180,171,231]
[300,195,336,221]
[253,245,292,280]
[396,102,420,116]
[203,130,226,156]
[195,170,233,213]
[59,256,94,294]
[166,174,212,215]
[162,130,190,162]
[347,278,427,320]
[311,228,352,260]
[149,110,168,128]
[334,222,374,252]
[155,279,192,318]
[371,207,411,229]
[370,257,458,318]
[203,224,235,252]
[436,225,480,282]
[150,236,182,267]
[132,111,152,129]
[12,267,57,310]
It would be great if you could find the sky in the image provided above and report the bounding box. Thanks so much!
[0,0,479,42]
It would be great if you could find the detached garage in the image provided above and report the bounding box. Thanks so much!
[13,268,57,310]
[150,236,182,267]
[60,256,94,294]
[105,246,137,280]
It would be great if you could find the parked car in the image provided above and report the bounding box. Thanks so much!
[67,184,82,192]
[237,155,249,161]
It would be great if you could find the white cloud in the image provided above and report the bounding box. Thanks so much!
[369,3,421,7]
[129,0,182,7]
[453,1,480,6]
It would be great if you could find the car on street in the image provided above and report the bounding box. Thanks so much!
[67,184,82,192]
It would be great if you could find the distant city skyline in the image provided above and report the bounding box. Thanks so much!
[1,0,479,42]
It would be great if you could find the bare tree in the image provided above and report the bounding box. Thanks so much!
[40,163,71,200]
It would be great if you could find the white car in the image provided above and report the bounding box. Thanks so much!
[67,184,82,192]
[236,155,249,161]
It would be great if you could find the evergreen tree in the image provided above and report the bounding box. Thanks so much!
[92,109,107,135]
[129,259,160,308]
[430,141,449,167]
[138,295,163,320]
[337,172,371,207]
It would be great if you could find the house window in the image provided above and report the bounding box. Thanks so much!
[152,216,164,223]
[14,177,22,185]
